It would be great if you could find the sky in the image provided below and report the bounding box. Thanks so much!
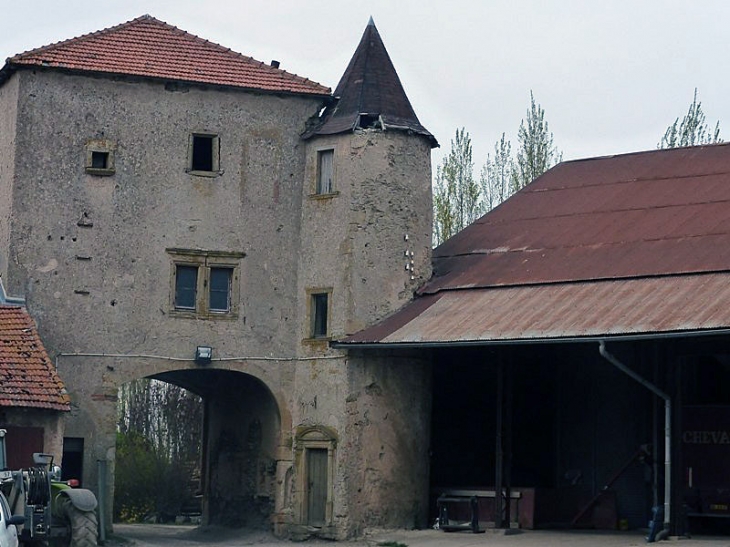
[1,0,729,171]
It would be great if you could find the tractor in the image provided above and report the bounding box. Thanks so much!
[0,429,98,547]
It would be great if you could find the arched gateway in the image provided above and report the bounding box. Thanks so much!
[62,359,288,529]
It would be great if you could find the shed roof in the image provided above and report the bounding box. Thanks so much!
[340,143,730,346]
[2,15,330,97]
[0,306,70,411]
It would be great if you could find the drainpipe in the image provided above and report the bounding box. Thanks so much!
[598,341,671,541]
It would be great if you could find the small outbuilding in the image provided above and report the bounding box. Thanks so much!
[0,302,70,469]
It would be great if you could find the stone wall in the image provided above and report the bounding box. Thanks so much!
[0,73,18,282]
[342,349,432,536]
[2,67,435,538]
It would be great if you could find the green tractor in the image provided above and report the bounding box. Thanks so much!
[0,429,98,547]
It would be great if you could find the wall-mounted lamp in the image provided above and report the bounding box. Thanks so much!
[195,345,213,364]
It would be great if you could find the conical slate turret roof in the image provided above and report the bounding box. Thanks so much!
[307,18,437,146]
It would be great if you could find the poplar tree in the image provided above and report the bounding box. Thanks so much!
[433,128,479,245]
[659,88,722,148]
[481,133,514,212]
[511,91,562,191]
[432,94,562,246]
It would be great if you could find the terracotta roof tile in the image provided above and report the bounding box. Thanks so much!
[8,15,330,97]
[0,306,70,412]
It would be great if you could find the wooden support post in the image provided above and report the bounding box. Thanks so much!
[495,359,504,528]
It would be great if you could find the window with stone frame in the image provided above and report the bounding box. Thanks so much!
[168,249,244,318]
[85,139,116,176]
[306,288,332,339]
[315,149,334,194]
[187,133,221,176]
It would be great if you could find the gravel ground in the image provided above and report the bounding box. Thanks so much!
[110,523,730,547]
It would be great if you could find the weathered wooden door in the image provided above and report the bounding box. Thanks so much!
[4,427,43,468]
[306,448,328,526]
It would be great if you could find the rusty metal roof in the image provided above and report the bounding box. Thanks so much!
[426,143,730,294]
[2,15,331,97]
[340,143,730,346]
[343,273,730,345]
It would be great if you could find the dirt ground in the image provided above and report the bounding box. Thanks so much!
[110,523,730,547]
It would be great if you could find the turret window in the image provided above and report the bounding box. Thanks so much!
[306,288,332,339]
[316,149,334,194]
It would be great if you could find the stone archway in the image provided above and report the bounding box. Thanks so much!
[151,369,283,528]
[58,355,292,535]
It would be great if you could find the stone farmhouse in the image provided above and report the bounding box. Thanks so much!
[0,15,435,539]
[3,12,730,542]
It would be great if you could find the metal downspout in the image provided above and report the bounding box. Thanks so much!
[598,341,671,539]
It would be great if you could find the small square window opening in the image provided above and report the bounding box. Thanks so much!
[91,151,109,169]
[311,292,329,338]
[316,149,334,194]
[85,139,115,175]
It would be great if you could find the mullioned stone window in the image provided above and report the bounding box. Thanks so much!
[167,248,244,319]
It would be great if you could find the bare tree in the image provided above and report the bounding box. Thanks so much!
[116,379,203,521]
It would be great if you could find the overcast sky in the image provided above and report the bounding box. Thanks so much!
[2,1,729,170]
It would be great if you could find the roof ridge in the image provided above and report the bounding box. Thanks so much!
[7,15,330,96]
[561,140,730,166]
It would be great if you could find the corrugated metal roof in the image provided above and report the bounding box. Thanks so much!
[342,273,730,345]
[425,143,730,293]
[341,144,730,346]
[0,306,70,411]
[3,15,331,97]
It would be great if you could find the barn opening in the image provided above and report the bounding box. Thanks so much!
[429,343,654,532]
[428,337,730,536]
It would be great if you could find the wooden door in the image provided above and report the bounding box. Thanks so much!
[306,448,328,526]
[4,427,43,468]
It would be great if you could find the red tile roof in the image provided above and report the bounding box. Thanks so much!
[0,306,70,412]
[7,15,330,97]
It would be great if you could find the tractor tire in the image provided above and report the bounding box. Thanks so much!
[58,496,97,547]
